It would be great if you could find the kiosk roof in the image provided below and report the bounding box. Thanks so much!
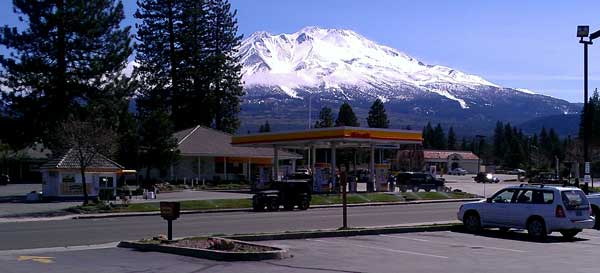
[232,127,422,148]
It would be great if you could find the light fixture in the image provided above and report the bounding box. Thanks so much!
[577,25,590,38]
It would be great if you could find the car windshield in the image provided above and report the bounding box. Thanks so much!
[561,190,588,209]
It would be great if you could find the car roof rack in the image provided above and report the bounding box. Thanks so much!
[520,183,544,188]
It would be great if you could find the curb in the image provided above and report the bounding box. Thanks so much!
[0,198,479,222]
[117,237,288,261]
[224,222,462,242]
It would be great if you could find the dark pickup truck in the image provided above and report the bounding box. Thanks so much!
[252,180,312,211]
[395,172,445,192]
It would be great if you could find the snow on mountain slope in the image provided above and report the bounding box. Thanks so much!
[238,26,500,108]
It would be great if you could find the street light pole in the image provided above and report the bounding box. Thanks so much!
[582,39,591,173]
[475,135,485,173]
[578,25,600,189]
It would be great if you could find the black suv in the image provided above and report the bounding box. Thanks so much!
[395,172,445,192]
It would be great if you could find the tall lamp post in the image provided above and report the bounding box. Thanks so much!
[577,25,600,188]
[475,135,486,197]
[475,135,486,173]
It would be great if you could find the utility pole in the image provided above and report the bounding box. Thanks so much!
[577,25,600,189]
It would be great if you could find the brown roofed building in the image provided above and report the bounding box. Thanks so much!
[40,149,124,200]
[423,150,480,174]
[167,125,301,183]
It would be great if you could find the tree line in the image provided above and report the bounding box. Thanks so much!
[0,0,244,185]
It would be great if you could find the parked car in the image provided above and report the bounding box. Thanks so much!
[457,184,594,240]
[449,168,467,175]
[395,172,445,192]
[295,168,311,175]
[508,169,526,176]
[584,193,600,229]
[474,172,499,183]
[529,172,562,184]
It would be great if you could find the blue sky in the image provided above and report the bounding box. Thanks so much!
[2,0,600,102]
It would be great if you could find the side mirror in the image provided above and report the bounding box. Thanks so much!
[486,197,492,203]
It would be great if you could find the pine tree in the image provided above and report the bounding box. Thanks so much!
[447,127,457,150]
[259,120,271,133]
[432,124,447,150]
[135,0,180,178]
[367,99,389,128]
[335,102,359,127]
[422,122,434,149]
[203,0,244,133]
[1,0,132,150]
[314,107,335,128]
[493,121,505,164]
[460,137,469,151]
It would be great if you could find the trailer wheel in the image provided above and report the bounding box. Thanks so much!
[266,197,279,211]
[252,196,264,212]
[283,200,295,211]
[298,197,310,210]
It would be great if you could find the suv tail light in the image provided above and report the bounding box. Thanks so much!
[556,205,566,218]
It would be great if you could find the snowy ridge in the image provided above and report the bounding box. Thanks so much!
[238,26,501,109]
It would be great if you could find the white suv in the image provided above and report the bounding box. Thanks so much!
[457,185,594,240]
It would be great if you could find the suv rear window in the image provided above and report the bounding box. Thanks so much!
[561,190,588,210]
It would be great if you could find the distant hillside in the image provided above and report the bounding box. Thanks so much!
[519,114,580,137]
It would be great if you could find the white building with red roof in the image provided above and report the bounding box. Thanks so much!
[423,150,480,174]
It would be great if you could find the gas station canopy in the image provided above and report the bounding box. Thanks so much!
[231,127,423,148]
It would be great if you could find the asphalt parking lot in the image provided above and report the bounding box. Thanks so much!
[3,228,600,273]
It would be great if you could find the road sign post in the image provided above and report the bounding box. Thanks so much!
[160,202,181,240]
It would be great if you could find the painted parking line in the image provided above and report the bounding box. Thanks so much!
[17,255,54,264]
[306,239,449,259]
[379,234,527,253]
[0,242,118,256]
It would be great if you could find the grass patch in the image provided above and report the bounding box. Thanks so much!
[67,192,478,214]
[311,193,404,205]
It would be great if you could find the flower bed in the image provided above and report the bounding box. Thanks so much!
[118,237,287,261]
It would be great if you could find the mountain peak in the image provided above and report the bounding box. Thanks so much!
[238,26,500,108]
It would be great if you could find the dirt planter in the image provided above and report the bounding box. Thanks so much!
[118,237,288,261]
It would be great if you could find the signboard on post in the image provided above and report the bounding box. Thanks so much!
[160,202,180,220]
[585,162,591,174]
[160,202,180,241]
[584,175,592,184]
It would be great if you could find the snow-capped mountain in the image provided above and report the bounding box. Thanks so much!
[237,26,579,134]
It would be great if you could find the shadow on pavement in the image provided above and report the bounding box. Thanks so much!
[450,225,589,243]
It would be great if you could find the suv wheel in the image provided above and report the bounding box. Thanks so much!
[560,229,581,239]
[399,186,407,193]
[463,212,481,233]
[298,197,310,210]
[593,206,600,229]
[527,218,547,240]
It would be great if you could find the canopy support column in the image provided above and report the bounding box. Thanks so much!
[369,144,375,192]
[273,146,279,181]
[224,157,227,181]
[331,143,337,192]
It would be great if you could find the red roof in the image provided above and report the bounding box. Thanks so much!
[423,150,479,160]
